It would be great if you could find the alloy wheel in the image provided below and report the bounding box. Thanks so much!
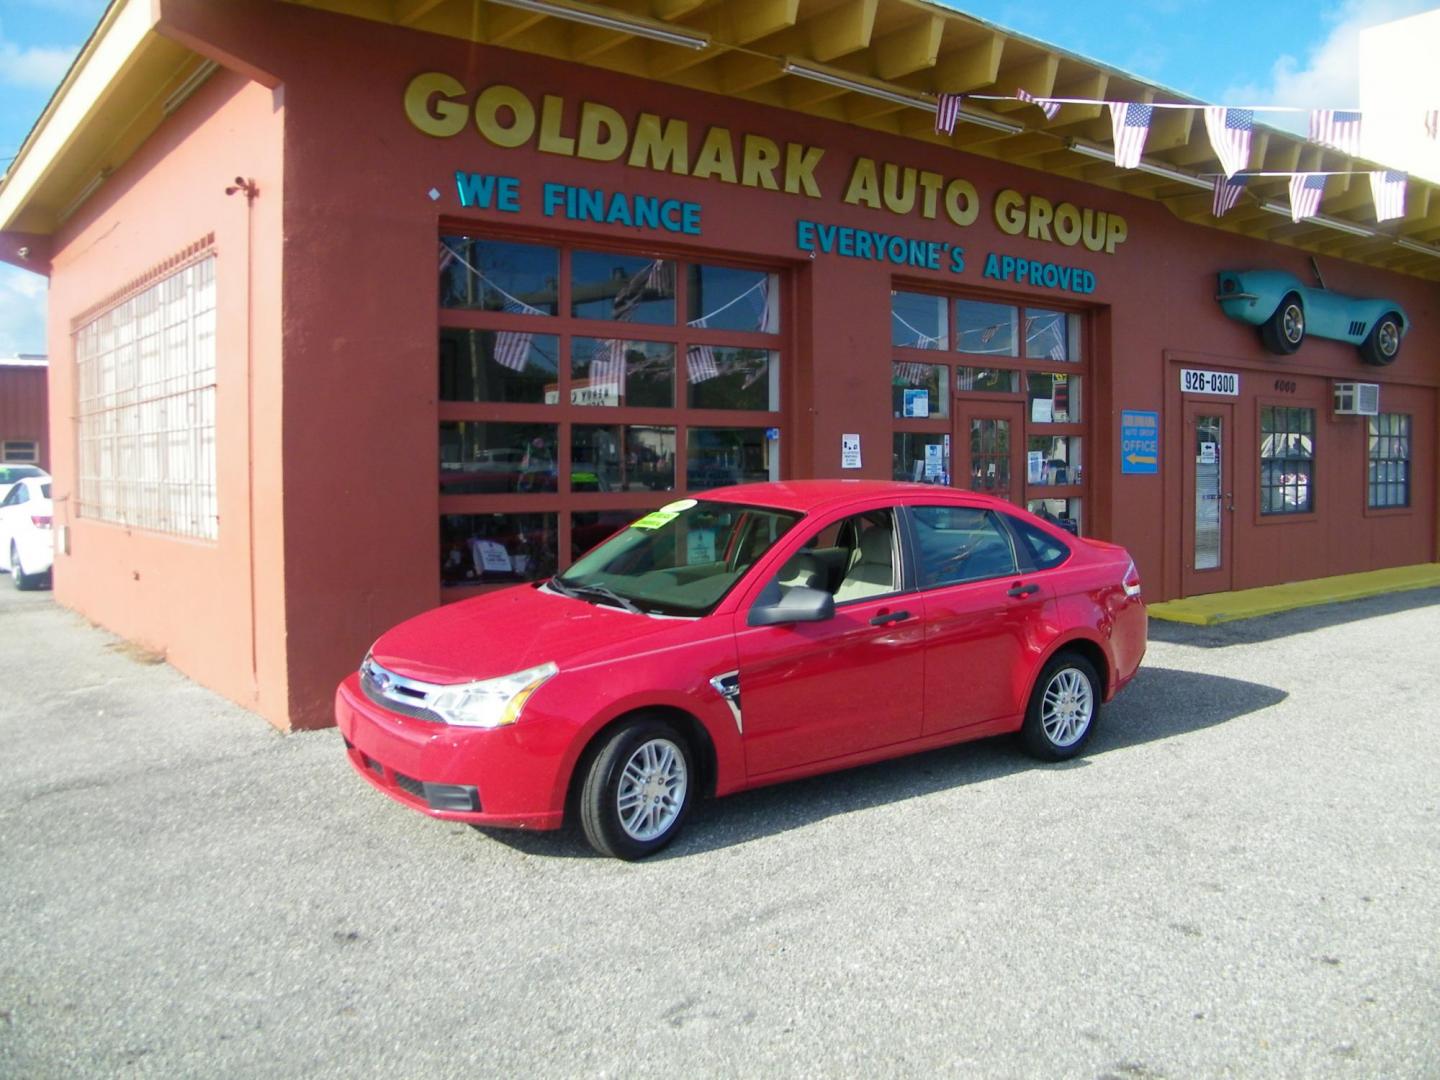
[1378,320,1399,357]
[615,737,688,842]
[1040,668,1095,748]
[1282,304,1304,344]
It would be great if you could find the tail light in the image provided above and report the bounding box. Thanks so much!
[31,514,52,530]
[1122,560,1142,598]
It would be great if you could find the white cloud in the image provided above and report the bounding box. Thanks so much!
[1223,0,1436,109]
[0,37,78,90]
[0,264,49,356]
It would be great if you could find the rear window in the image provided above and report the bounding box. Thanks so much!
[911,505,1020,587]
[0,465,43,482]
[1006,514,1070,570]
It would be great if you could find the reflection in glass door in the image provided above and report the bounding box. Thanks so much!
[970,417,1013,497]
[1194,414,1223,570]
[956,401,1024,506]
[1183,399,1233,596]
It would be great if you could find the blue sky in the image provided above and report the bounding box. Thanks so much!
[1,0,1434,355]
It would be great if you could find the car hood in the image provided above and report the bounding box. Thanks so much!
[369,583,711,684]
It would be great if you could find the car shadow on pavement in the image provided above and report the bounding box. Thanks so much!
[1148,587,1440,649]
[476,665,1286,860]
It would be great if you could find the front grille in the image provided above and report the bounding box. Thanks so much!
[394,771,426,800]
[359,661,445,724]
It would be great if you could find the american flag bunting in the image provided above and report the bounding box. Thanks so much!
[1047,324,1066,361]
[1288,173,1327,222]
[590,339,626,395]
[935,93,963,136]
[687,343,719,383]
[1016,89,1060,120]
[1212,175,1246,218]
[756,277,771,333]
[494,298,542,371]
[493,331,531,371]
[1108,102,1153,169]
[1309,109,1362,156]
[1203,107,1253,178]
[1370,170,1406,223]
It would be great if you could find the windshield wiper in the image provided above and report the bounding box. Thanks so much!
[550,578,643,615]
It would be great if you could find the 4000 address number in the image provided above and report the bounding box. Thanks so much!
[1180,368,1239,396]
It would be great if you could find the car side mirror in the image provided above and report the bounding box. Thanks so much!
[747,584,835,627]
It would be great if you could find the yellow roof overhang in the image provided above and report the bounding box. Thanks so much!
[6,0,1440,281]
[0,0,212,238]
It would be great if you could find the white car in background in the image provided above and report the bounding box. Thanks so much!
[0,463,46,502]
[0,475,54,590]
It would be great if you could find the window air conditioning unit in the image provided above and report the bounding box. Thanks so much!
[1333,381,1380,416]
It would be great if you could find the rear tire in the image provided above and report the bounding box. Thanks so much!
[1259,295,1305,355]
[579,717,694,860]
[1021,652,1101,762]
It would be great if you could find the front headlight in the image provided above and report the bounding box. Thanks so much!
[427,661,559,728]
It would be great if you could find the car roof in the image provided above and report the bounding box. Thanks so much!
[698,479,1018,515]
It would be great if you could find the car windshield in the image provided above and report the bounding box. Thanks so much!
[554,499,802,616]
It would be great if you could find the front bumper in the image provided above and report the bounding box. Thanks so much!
[335,674,568,830]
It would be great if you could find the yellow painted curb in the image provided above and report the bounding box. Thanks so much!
[1148,563,1440,625]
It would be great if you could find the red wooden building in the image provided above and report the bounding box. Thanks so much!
[1,0,1436,730]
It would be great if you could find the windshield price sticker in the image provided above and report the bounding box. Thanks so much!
[630,510,678,530]
[1181,368,1239,396]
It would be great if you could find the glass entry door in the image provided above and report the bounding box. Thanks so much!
[1182,401,1234,595]
[957,401,1024,506]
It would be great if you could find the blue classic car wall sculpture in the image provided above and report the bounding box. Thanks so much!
[1216,269,1408,365]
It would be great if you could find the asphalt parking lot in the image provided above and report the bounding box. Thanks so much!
[1,583,1437,1079]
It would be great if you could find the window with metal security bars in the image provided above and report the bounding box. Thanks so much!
[2,441,39,463]
[1368,413,1410,508]
[1260,406,1314,515]
[75,256,217,539]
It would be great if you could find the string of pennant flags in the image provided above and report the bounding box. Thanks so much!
[439,243,771,388]
[935,93,1440,226]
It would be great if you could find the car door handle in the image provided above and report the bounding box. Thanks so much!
[869,610,912,626]
[1006,583,1040,598]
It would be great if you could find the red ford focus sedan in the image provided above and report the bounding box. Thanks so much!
[337,481,1146,859]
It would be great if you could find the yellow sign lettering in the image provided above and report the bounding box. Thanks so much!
[693,126,737,183]
[474,84,535,148]
[577,101,627,161]
[741,135,781,190]
[538,94,575,156]
[843,158,881,209]
[404,72,468,137]
[628,113,689,174]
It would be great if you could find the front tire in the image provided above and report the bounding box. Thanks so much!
[1259,294,1305,355]
[9,542,39,591]
[1021,652,1101,761]
[1359,314,1402,365]
[579,718,694,860]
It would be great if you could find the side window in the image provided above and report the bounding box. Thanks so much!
[771,508,898,603]
[912,505,1019,587]
[1005,514,1070,570]
[6,486,29,507]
